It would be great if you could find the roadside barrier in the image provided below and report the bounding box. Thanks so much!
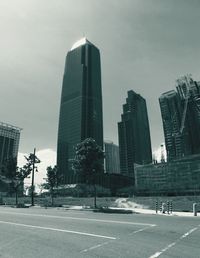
[159,201,162,213]
[155,201,158,213]
[156,200,173,214]
[193,203,197,216]
[169,201,173,214]
[167,201,169,214]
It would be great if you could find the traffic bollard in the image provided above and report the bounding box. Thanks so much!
[155,201,158,213]
[193,203,197,216]
[167,201,169,214]
[160,201,162,213]
[170,201,173,214]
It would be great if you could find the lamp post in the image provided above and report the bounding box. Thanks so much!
[30,148,40,206]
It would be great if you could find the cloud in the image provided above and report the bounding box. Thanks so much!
[18,149,56,185]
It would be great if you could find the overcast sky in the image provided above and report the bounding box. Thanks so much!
[1,0,200,156]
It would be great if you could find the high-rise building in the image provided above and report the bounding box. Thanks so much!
[104,141,120,174]
[57,38,103,183]
[0,122,21,192]
[118,90,152,178]
[159,75,200,161]
[159,90,185,160]
[0,122,21,165]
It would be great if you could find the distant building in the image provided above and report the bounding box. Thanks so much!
[104,141,120,174]
[0,122,21,165]
[57,38,103,183]
[159,90,185,160]
[135,154,200,195]
[118,90,152,179]
[159,75,200,161]
[0,122,21,193]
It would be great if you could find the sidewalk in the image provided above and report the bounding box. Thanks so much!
[113,198,199,217]
[1,203,198,217]
[133,207,198,217]
[60,205,198,217]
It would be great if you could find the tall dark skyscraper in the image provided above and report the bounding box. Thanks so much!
[57,38,103,183]
[118,90,152,178]
[159,75,200,161]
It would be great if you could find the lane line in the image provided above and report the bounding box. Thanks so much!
[180,227,198,239]
[0,210,156,226]
[0,220,116,240]
[129,225,156,235]
[148,225,200,258]
[80,240,112,253]
[80,223,157,253]
[80,221,157,253]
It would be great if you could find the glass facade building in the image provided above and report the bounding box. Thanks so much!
[135,154,200,195]
[0,122,21,165]
[104,141,120,174]
[57,38,103,183]
[118,90,152,179]
[159,76,200,161]
[0,122,21,193]
[159,90,185,161]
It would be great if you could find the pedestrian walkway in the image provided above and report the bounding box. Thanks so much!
[114,198,199,217]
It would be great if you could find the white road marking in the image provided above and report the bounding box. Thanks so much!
[129,225,156,235]
[180,227,198,239]
[149,225,200,258]
[80,240,112,253]
[80,220,157,253]
[0,210,156,226]
[0,220,116,240]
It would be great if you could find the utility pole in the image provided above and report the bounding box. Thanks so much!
[31,148,36,206]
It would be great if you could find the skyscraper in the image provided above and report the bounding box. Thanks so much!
[0,122,21,165]
[104,141,120,174]
[118,90,152,178]
[159,90,185,161]
[159,75,200,161]
[0,122,21,192]
[57,38,103,183]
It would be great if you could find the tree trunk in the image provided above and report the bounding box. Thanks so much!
[94,184,97,208]
[51,188,54,206]
[15,188,18,206]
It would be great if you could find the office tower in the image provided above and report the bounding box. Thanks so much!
[57,38,103,183]
[178,78,200,154]
[0,122,21,192]
[159,75,200,161]
[118,90,152,178]
[159,90,185,160]
[104,141,120,174]
[0,122,21,165]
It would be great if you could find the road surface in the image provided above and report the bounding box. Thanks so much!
[0,206,199,257]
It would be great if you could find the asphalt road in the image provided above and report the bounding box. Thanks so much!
[0,206,199,258]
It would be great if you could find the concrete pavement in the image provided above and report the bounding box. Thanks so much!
[0,206,199,257]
